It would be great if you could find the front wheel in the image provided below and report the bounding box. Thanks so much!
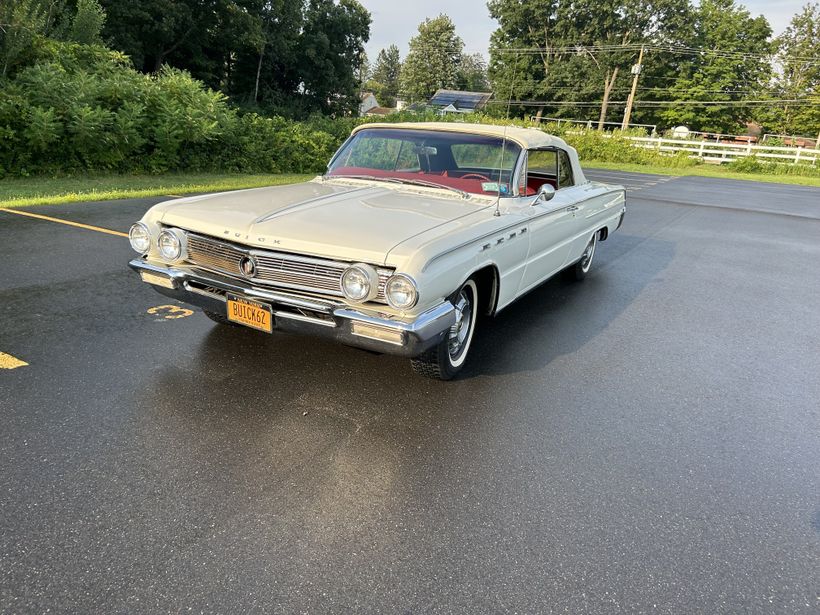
[411,279,479,380]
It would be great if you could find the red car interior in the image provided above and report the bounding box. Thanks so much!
[330,167,559,197]
[330,166,508,195]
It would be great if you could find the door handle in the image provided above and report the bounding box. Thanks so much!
[566,205,580,212]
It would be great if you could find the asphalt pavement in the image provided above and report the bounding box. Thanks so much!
[1,171,818,613]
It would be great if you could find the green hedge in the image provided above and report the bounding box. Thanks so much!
[0,39,354,177]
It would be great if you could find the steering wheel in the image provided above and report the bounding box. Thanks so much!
[459,173,493,182]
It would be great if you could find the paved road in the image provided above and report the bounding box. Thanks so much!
[1,172,818,613]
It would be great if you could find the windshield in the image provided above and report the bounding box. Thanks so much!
[327,128,522,197]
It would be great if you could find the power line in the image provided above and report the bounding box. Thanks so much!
[401,43,820,64]
[485,98,820,107]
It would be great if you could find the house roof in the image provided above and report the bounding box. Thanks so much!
[365,106,396,116]
[429,89,492,110]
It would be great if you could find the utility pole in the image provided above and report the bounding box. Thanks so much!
[621,45,645,130]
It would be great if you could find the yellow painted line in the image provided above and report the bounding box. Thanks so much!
[0,208,128,238]
[0,352,28,370]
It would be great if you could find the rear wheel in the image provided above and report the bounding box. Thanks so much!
[570,233,597,281]
[411,279,478,380]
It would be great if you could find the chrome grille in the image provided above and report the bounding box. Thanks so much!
[185,232,391,301]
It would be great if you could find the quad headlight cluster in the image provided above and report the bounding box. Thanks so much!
[128,223,187,263]
[340,264,418,309]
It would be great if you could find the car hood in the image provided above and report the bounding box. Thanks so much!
[154,179,489,264]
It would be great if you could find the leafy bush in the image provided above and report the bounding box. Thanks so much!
[0,40,348,177]
[727,155,820,177]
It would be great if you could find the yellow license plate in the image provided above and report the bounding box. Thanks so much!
[226,295,273,333]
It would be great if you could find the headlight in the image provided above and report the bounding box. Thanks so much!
[385,274,418,309]
[157,228,187,262]
[341,264,379,302]
[129,223,151,254]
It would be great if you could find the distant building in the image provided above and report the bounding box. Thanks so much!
[364,106,398,117]
[428,89,492,114]
[359,92,379,116]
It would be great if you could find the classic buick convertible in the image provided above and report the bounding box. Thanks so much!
[129,122,625,379]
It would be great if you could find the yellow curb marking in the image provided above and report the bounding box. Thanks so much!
[0,208,128,238]
[0,352,28,370]
[147,305,194,319]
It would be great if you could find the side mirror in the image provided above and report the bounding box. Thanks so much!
[532,183,555,205]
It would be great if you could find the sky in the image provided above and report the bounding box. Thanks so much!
[359,0,808,61]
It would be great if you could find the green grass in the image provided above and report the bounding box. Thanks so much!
[584,161,820,188]
[0,164,817,210]
[0,172,314,208]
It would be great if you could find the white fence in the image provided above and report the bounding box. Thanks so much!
[625,136,819,166]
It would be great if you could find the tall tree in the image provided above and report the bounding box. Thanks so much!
[68,0,105,45]
[370,44,401,106]
[457,52,490,92]
[228,0,303,109]
[100,0,263,84]
[487,0,693,124]
[99,0,370,116]
[766,2,820,136]
[400,14,463,102]
[297,0,371,115]
[660,0,773,133]
[0,0,70,77]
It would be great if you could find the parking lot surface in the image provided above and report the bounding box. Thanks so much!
[1,171,819,613]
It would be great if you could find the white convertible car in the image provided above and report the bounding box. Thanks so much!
[129,122,625,379]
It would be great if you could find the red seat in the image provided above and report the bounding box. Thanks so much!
[525,177,557,196]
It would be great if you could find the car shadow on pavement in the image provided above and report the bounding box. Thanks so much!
[461,233,675,379]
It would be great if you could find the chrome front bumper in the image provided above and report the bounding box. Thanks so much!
[129,259,455,357]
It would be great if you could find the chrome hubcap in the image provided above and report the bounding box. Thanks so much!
[448,289,472,359]
[581,236,596,272]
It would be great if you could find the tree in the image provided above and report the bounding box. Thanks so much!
[99,0,370,116]
[297,0,371,115]
[457,53,489,92]
[370,44,401,106]
[765,3,820,136]
[228,0,303,110]
[1,0,43,77]
[69,0,105,45]
[487,0,693,125]
[400,14,463,102]
[660,0,773,133]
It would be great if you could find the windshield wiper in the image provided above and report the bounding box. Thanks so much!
[325,174,470,198]
[389,178,470,199]
[324,173,402,184]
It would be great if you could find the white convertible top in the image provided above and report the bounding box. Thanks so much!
[352,121,587,185]
[353,121,568,150]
